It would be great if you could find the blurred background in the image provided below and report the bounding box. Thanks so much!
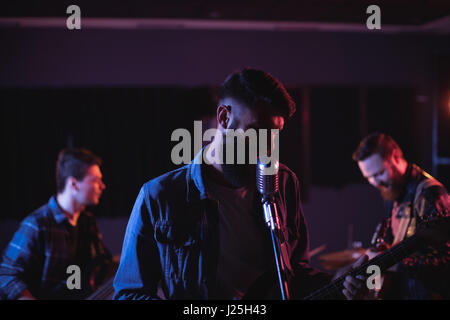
[1,0,450,270]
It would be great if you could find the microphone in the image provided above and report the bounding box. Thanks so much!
[256,159,279,202]
[256,158,280,228]
[256,158,290,300]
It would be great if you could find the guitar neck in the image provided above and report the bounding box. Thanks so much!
[303,235,420,300]
[86,277,115,300]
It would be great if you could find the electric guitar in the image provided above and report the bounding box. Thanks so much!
[303,215,450,300]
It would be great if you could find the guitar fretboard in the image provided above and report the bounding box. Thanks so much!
[303,235,420,300]
[86,277,115,300]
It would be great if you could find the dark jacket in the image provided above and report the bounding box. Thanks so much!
[113,150,331,300]
[380,164,450,299]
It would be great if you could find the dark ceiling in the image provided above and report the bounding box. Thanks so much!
[2,0,450,25]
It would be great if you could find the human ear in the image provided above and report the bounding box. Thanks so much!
[67,176,79,192]
[391,150,402,166]
[217,105,231,131]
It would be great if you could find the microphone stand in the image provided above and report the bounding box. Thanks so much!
[261,195,290,300]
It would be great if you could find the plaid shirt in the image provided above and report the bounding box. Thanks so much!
[0,196,111,300]
[380,164,450,299]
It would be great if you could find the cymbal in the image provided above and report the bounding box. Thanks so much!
[318,248,366,270]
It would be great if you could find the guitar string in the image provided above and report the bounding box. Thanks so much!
[304,236,418,299]
[312,238,415,299]
[88,278,115,300]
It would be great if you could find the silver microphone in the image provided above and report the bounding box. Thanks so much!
[256,159,279,199]
[256,158,290,300]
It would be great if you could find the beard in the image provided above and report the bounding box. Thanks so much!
[221,163,255,188]
[219,130,256,188]
[377,166,407,201]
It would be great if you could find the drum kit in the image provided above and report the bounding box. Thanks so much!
[311,242,367,271]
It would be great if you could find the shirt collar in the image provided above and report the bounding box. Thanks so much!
[397,163,422,204]
[186,147,209,201]
[48,195,69,224]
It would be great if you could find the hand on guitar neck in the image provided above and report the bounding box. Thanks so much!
[303,215,450,300]
[333,254,371,300]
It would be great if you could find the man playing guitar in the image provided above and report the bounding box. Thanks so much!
[353,133,450,299]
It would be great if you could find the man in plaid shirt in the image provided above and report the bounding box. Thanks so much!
[0,148,112,300]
